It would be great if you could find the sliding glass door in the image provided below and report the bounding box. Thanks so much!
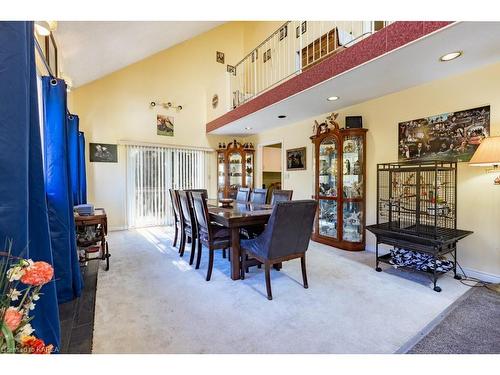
[126,144,210,228]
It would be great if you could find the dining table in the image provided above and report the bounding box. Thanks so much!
[207,200,274,280]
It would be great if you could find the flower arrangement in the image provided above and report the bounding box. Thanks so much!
[1,240,55,354]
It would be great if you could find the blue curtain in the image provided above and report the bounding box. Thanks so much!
[0,21,61,349]
[78,131,87,204]
[67,114,80,205]
[42,76,83,303]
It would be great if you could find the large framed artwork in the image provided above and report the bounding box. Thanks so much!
[398,105,490,162]
[89,143,118,163]
[286,147,306,170]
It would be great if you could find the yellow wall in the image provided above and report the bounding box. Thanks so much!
[72,22,258,229]
[253,62,500,278]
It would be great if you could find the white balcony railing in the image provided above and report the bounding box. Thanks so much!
[228,21,392,109]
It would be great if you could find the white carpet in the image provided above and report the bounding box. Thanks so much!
[92,227,470,353]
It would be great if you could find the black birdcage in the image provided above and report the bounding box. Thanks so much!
[367,160,473,292]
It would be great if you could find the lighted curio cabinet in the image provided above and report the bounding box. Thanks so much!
[217,140,255,199]
[310,121,368,251]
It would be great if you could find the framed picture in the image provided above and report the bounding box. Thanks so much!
[286,147,307,170]
[89,143,118,163]
[216,51,225,64]
[227,64,236,75]
[251,49,258,62]
[301,21,307,34]
[279,25,288,41]
[296,26,300,38]
[157,114,174,136]
[398,105,490,162]
[263,49,271,63]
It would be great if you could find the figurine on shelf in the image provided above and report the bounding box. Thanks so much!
[343,140,355,153]
[249,142,254,149]
[353,160,361,175]
[344,159,351,175]
[326,112,340,130]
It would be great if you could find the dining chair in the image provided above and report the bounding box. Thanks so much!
[169,189,181,247]
[240,200,317,300]
[191,191,231,281]
[235,187,251,203]
[250,188,267,205]
[270,190,293,205]
[178,190,198,265]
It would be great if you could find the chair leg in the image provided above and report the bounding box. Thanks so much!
[173,223,178,247]
[206,249,215,281]
[228,249,231,262]
[189,236,196,265]
[195,238,202,269]
[222,249,226,258]
[301,255,308,289]
[179,231,186,257]
[240,250,246,280]
[265,263,273,300]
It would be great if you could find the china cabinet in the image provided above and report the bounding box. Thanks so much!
[217,140,255,199]
[310,116,368,251]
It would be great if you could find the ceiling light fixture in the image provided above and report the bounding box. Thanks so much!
[34,21,51,36]
[327,96,339,101]
[245,127,252,130]
[278,115,286,119]
[439,51,463,62]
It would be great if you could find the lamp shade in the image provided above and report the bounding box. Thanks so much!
[469,136,500,166]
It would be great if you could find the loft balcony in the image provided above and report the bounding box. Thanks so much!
[207,21,470,134]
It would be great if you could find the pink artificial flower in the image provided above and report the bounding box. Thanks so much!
[3,307,23,332]
[20,261,54,286]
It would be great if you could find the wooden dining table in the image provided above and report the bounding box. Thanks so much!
[207,200,274,280]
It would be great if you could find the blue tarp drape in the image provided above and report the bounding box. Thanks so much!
[78,131,87,204]
[0,21,61,349]
[42,76,83,303]
[67,114,80,205]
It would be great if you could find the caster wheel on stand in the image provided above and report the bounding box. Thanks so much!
[375,267,382,272]
[433,286,442,292]
[104,241,110,271]
[454,275,462,280]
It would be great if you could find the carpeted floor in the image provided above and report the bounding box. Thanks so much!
[405,286,500,354]
[92,227,470,354]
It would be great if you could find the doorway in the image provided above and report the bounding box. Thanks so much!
[261,142,283,203]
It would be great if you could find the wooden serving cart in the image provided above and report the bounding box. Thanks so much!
[74,208,110,271]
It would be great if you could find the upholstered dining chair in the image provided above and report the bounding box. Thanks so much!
[178,190,198,265]
[270,189,293,205]
[250,188,268,205]
[240,200,317,300]
[169,189,181,248]
[191,191,231,281]
[235,187,251,203]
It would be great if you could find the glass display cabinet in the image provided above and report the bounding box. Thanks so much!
[217,140,254,199]
[311,116,368,251]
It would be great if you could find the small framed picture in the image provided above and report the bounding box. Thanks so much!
[301,21,307,34]
[251,49,258,62]
[296,26,300,38]
[216,51,225,64]
[89,143,118,163]
[279,25,288,41]
[157,114,174,136]
[286,147,307,171]
[227,64,236,75]
[263,49,271,63]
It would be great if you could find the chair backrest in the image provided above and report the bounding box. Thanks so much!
[191,191,210,238]
[169,189,180,222]
[250,188,267,205]
[186,189,208,199]
[235,187,251,203]
[270,190,293,205]
[178,190,193,226]
[255,200,317,259]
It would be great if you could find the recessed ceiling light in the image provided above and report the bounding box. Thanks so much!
[439,51,462,62]
[327,96,340,101]
[244,127,252,130]
[278,115,287,119]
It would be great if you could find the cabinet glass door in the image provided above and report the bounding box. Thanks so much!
[228,152,243,198]
[318,199,337,239]
[342,135,363,199]
[245,152,253,188]
[318,137,338,197]
[217,153,225,199]
[343,201,363,242]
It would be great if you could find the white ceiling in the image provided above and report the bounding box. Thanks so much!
[211,22,500,135]
[54,21,224,87]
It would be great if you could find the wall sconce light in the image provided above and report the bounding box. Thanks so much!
[150,101,183,111]
[469,136,500,185]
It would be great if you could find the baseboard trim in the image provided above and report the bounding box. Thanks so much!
[364,243,500,284]
[109,226,127,232]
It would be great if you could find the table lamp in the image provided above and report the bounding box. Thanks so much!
[469,136,500,185]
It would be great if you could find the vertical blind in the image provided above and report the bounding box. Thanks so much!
[126,144,211,228]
